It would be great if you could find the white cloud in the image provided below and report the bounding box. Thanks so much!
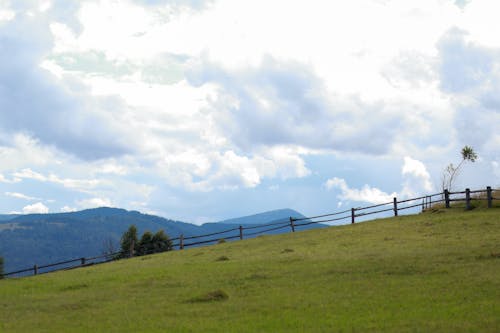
[0,0,499,221]
[76,197,113,209]
[22,202,49,214]
[325,177,397,205]
[5,192,40,201]
[401,156,434,197]
[60,205,77,213]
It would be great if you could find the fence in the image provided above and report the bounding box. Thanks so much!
[1,186,497,278]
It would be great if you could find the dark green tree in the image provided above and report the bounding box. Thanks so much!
[152,230,173,253]
[138,231,154,256]
[442,145,478,191]
[120,225,138,258]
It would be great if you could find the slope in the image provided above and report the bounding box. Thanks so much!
[0,207,499,332]
[0,207,316,273]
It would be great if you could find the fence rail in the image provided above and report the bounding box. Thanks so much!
[1,186,497,279]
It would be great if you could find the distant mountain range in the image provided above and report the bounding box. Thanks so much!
[0,207,322,274]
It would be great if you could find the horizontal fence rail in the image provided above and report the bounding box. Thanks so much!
[1,186,497,279]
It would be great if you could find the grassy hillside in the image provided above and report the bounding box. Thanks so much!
[0,207,499,332]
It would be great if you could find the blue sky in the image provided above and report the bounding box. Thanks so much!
[0,0,499,224]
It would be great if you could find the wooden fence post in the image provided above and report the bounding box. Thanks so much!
[179,234,184,250]
[487,186,492,208]
[351,208,355,224]
[289,217,295,233]
[465,188,471,210]
[444,189,450,208]
[33,264,38,275]
[393,197,398,216]
[239,225,243,240]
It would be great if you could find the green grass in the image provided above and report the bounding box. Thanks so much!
[1,207,499,332]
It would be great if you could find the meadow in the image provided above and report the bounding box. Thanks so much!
[1,206,499,332]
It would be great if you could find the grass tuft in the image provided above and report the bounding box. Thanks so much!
[189,289,229,303]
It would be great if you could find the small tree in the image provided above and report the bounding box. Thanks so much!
[120,225,138,258]
[442,145,478,191]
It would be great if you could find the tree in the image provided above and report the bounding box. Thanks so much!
[119,226,173,258]
[442,145,478,191]
[137,231,154,256]
[120,225,138,258]
[137,230,173,255]
[0,256,4,279]
[151,230,173,253]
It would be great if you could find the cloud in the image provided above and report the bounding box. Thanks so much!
[325,156,434,205]
[325,177,397,205]
[60,206,77,213]
[401,156,434,197]
[22,202,49,214]
[5,192,40,201]
[188,56,417,156]
[12,168,100,192]
[76,197,113,209]
[437,28,500,158]
[0,3,131,160]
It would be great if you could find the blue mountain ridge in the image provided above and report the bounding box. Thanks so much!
[0,207,321,274]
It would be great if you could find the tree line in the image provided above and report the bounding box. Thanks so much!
[118,225,173,258]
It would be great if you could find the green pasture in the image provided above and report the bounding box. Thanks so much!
[1,207,499,332]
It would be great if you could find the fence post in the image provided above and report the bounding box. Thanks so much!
[487,186,492,208]
[179,234,184,250]
[465,188,471,210]
[289,217,295,233]
[33,264,38,276]
[351,208,355,224]
[81,257,85,266]
[444,189,450,208]
[393,197,398,216]
[239,225,243,240]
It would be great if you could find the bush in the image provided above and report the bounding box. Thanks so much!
[0,256,4,279]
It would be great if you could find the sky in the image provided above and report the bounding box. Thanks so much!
[0,0,499,224]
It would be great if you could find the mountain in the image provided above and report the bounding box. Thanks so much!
[0,207,321,275]
[215,208,306,225]
[0,214,19,221]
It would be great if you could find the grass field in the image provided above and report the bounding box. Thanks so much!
[1,206,499,332]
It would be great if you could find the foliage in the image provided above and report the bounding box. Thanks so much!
[0,256,3,279]
[151,230,173,253]
[442,145,478,191]
[1,208,499,332]
[130,229,173,256]
[119,225,138,258]
[137,231,154,256]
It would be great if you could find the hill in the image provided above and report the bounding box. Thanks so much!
[0,207,319,274]
[215,208,306,225]
[0,207,498,332]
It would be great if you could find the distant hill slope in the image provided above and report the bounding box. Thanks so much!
[215,208,306,225]
[0,214,19,221]
[0,207,319,274]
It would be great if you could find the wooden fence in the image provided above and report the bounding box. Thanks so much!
[1,186,497,278]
